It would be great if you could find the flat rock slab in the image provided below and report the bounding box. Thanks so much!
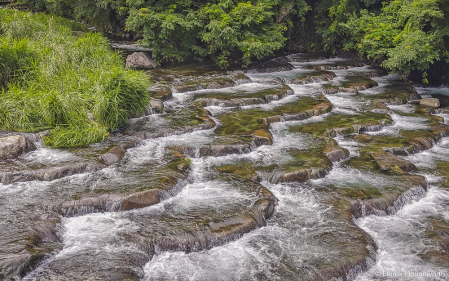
[369,151,416,172]
[420,98,440,108]
[126,52,157,69]
[0,135,36,160]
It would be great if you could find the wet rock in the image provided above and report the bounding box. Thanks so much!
[41,163,105,181]
[370,100,390,113]
[355,134,373,143]
[342,174,427,217]
[281,167,328,183]
[420,98,440,108]
[427,218,449,253]
[263,102,332,126]
[245,61,294,73]
[325,87,339,94]
[173,73,252,94]
[122,189,161,211]
[289,72,336,85]
[151,89,173,101]
[327,120,387,137]
[126,52,157,69]
[99,146,126,165]
[0,162,106,184]
[252,129,273,146]
[0,135,36,160]
[369,151,416,172]
[342,87,358,94]
[323,145,350,162]
[386,136,438,156]
[405,137,435,154]
[431,124,449,137]
[152,189,277,253]
[420,251,449,268]
[434,115,445,124]
[149,98,164,113]
[177,162,190,172]
[198,144,251,157]
[199,85,293,107]
[312,102,333,115]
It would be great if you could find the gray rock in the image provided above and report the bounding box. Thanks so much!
[0,135,36,160]
[420,98,440,108]
[323,145,350,162]
[369,151,416,172]
[150,98,164,113]
[125,52,157,69]
[99,146,126,165]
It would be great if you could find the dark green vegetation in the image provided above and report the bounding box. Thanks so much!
[10,0,449,81]
[0,9,150,147]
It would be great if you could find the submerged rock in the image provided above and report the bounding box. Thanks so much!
[0,135,36,160]
[323,145,350,162]
[369,151,416,172]
[126,52,157,69]
[420,98,440,108]
[0,162,106,184]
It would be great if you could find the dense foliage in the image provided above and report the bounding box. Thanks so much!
[321,0,449,78]
[0,9,150,147]
[9,0,449,77]
[12,0,311,67]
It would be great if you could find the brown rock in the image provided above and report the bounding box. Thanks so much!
[369,151,417,172]
[282,169,309,182]
[149,98,164,113]
[431,124,449,137]
[125,52,157,69]
[0,135,36,160]
[434,115,445,124]
[420,98,440,108]
[355,134,373,143]
[370,101,390,113]
[99,146,126,165]
[252,129,273,146]
[323,145,350,162]
[313,102,333,115]
[122,189,160,211]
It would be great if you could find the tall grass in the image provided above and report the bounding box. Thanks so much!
[0,9,150,147]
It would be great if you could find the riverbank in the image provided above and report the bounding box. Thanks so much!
[0,9,150,147]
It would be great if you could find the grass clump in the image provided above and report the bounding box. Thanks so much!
[0,8,150,147]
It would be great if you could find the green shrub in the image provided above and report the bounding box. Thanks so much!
[0,9,150,147]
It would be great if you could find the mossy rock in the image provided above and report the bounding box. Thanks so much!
[216,96,326,136]
[289,112,391,137]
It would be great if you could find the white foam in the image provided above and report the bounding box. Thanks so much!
[355,185,449,281]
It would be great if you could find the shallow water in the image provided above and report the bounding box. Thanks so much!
[2,54,449,280]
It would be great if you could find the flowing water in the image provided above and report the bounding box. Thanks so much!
[1,54,449,280]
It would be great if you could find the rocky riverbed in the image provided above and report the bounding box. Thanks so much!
[1,54,449,280]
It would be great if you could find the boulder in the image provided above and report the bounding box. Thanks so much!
[149,98,164,113]
[0,135,36,160]
[122,189,160,211]
[369,151,416,172]
[323,145,350,162]
[99,146,126,165]
[125,52,157,69]
[420,98,440,108]
[354,134,373,143]
[252,129,273,146]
